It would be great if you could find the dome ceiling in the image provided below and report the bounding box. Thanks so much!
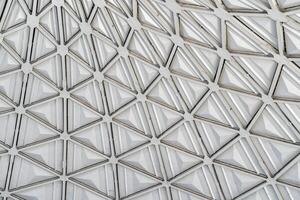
[0,0,300,199]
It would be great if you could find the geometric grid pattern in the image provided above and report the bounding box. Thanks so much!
[0,0,300,199]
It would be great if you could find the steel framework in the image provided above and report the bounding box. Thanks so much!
[0,0,300,199]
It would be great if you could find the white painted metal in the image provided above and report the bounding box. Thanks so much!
[0,0,300,199]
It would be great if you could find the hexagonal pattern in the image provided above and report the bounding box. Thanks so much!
[0,0,300,199]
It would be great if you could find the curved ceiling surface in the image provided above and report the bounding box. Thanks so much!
[0,0,300,199]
